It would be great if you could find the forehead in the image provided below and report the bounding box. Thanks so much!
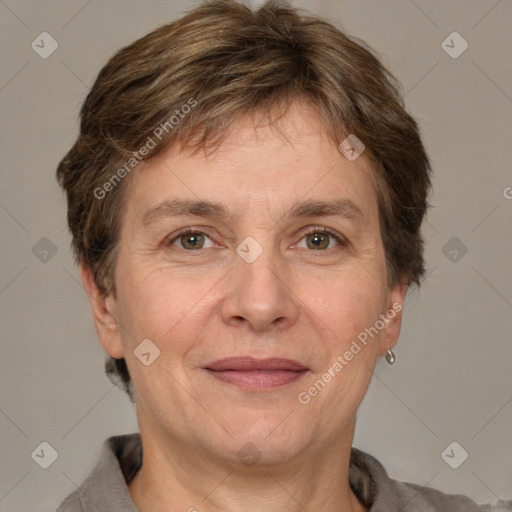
[122,100,379,228]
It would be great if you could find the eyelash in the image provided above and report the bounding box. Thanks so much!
[165,226,349,251]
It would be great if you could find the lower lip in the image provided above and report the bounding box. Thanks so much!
[205,369,307,391]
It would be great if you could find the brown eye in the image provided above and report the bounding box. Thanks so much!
[297,228,347,251]
[180,232,205,250]
[167,230,215,250]
[305,232,331,250]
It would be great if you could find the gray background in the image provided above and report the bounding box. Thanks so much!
[1,0,511,511]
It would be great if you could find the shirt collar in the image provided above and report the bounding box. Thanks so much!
[63,432,487,512]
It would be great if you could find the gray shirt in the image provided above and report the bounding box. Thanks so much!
[55,433,510,512]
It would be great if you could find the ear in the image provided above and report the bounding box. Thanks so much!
[379,278,408,357]
[80,262,124,359]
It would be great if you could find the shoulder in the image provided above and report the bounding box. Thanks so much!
[55,493,83,512]
[394,479,511,512]
[349,447,511,512]
[54,433,142,512]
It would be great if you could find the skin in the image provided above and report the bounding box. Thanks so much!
[81,100,408,512]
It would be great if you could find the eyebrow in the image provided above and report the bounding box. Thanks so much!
[142,198,368,229]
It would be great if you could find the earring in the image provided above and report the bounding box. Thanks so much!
[385,348,395,365]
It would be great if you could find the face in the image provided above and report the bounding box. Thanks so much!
[84,100,407,466]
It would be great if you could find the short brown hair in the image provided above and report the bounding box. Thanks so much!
[56,0,432,401]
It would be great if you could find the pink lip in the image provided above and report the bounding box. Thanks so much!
[204,357,309,391]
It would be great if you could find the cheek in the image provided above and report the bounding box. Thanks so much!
[306,267,387,345]
[116,273,202,411]
[115,268,177,344]
[305,280,385,417]
[118,267,217,364]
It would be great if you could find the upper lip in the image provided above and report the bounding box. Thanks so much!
[204,357,308,371]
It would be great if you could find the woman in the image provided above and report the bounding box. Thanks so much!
[55,1,510,510]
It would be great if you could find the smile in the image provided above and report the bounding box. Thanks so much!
[203,357,309,391]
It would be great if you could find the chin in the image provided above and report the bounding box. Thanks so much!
[200,412,312,468]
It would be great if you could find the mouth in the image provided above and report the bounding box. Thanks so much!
[203,357,309,391]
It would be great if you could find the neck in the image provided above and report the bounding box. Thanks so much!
[128,418,368,512]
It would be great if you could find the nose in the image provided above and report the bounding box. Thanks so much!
[220,245,300,333]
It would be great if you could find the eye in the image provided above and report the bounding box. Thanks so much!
[166,229,216,250]
[165,227,347,252]
[297,227,348,251]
